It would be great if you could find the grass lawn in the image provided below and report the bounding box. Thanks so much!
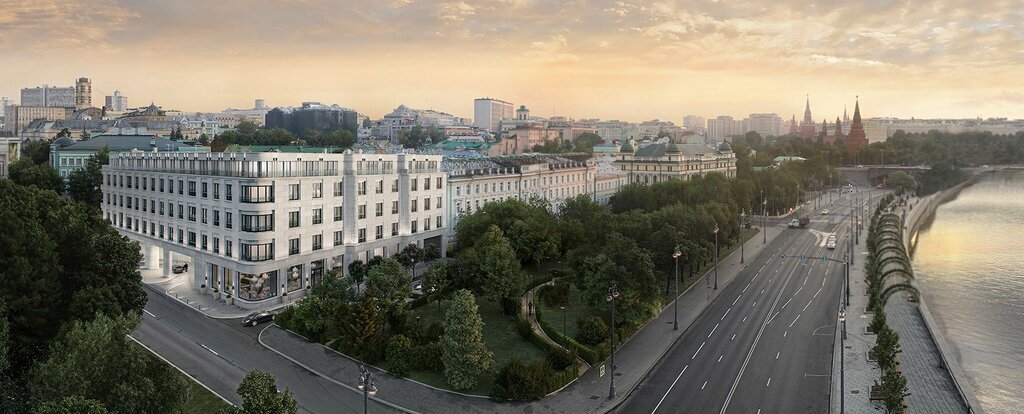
[535,284,599,344]
[133,341,233,413]
[408,298,548,396]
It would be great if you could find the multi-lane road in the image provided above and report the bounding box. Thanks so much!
[618,195,864,414]
[132,287,397,413]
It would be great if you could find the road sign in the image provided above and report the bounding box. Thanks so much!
[600,364,606,377]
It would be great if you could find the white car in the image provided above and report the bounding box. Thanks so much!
[821,209,830,215]
[788,219,800,228]
[826,235,837,250]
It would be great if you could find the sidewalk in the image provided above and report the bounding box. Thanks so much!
[259,224,787,413]
[140,266,291,319]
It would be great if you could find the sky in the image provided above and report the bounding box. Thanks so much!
[1,0,1022,122]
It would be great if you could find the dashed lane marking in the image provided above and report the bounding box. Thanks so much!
[718,355,723,363]
[731,334,736,341]
[651,365,688,413]
[789,314,801,328]
[766,377,772,387]
[803,300,812,312]
[708,323,719,338]
[702,381,708,390]
[722,308,731,320]
[693,341,706,359]
[776,352,780,360]
[780,298,792,310]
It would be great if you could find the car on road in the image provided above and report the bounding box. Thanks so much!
[826,234,837,250]
[821,209,830,215]
[242,311,274,327]
[172,263,188,274]
[856,165,864,168]
[788,219,800,228]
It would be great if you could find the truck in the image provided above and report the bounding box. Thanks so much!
[799,216,810,227]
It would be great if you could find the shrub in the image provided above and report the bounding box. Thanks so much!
[575,315,609,346]
[541,280,570,308]
[500,296,520,316]
[869,309,887,334]
[386,335,413,377]
[274,306,297,332]
[547,346,577,371]
[515,315,533,338]
[491,358,554,401]
[409,342,444,371]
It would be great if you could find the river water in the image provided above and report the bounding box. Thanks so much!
[912,171,1024,414]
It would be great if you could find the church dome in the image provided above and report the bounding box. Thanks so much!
[718,141,732,151]
[53,136,76,148]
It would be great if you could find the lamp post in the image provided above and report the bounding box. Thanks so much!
[713,223,719,290]
[607,284,621,399]
[844,253,850,307]
[838,309,847,414]
[560,306,567,346]
[357,365,378,414]
[673,245,682,331]
[762,197,767,244]
[740,211,746,264]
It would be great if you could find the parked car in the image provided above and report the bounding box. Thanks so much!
[826,235,837,250]
[172,263,188,274]
[821,209,830,215]
[242,311,274,327]
[788,219,800,228]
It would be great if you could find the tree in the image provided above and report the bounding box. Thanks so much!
[79,130,91,141]
[440,290,492,391]
[394,243,423,277]
[66,147,109,208]
[35,396,108,414]
[22,139,52,165]
[422,261,453,309]
[341,296,383,359]
[400,126,429,148]
[198,133,210,146]
[573,132,602,152]
[227,369,297,414]
[348,260,367,294]
[30,313,189,414]
[876,368,910,414]
[473,226,526,303]
[385,334,413,377]
[8,158,63,193]
[885,171,916,195]
[874,325,902,371]
[364,258,412,317]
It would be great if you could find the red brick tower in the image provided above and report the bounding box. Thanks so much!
[799,95,817,141]
[844,98,868,154]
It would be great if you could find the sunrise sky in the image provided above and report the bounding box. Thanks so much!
[2,0,1021,122]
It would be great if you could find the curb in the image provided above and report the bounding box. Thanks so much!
[127,335,236,407]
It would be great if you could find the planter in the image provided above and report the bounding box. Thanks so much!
[867,349,878,362]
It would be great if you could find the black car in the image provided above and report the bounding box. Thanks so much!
[172,263,188,274]
[242,311,274,327]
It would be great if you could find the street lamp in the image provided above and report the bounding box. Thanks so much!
[560,306,567,346]
[838,309,847,414]
[762,197,768,244]
[713,223,720,290]
[357,365,378,414]
[740,211,746,264]
[607,284,621,399]
[672,245,682,331]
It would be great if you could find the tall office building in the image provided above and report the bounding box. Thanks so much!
[105,90,129,112]
[21,85,75,107]
[255,99,267,110]
[747,113,783,136]
[75,77,92,109]
[683,115,706,131]
[473,98,513,132]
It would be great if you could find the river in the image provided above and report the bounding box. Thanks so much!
[912,171,1024,414]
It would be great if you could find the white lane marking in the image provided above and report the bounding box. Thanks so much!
[757,410,762,414]
[766,377,772,387]
[702,381,708,390]
[651,365,688,413]
[693,341,706,359]
[803,300,813,312]
[742,316,748,322]
[767,312,779,324]
[752,301,757,307]
[789,314,801,328]
[768,278,772,283]
[760,264,767,272]
[143,309,156,318]
[731,334,736,341]
[776,352,780,360]
[734,294,742,304]
[784,331,788,337]
[822,276,827,287]
[803,276,808,285]
[794,287,803,297]
[722,308,731,320]
[708,323,720,338]
[743,284,750,293]
[718,355,723,363]
[780,298,792,310]
[761,289,765,294]
[814,288,822,298]
[200,343,219,356]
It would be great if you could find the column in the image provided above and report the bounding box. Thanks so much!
[144,243,160,270]
[162,248,172,278]
[193,257,207,291]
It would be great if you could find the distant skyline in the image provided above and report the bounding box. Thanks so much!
[2,0,1021,122]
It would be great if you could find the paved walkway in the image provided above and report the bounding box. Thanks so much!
[140,265,292,319]
[830,192,967,414]
[259,223,786,413]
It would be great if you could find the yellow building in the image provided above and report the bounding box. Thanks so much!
[614,140,737,185]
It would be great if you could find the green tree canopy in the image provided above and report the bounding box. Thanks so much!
[440,290,493,391]
[8,159,63,193]
[227,369,297,414]
[364,258,412,316]
[471,226,527,302]
[66,147,109,209]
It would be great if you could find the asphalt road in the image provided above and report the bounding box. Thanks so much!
[132,287,399,414]
[618,196,860,414]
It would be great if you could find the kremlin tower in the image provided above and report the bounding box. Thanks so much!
[789,114,798,135]
[844,97,868,154]
[827,116,843,144]
[798,95,817,141]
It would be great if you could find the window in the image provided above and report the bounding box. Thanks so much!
[213,210,220,226]
[411,199,418,212]
[187,231,196,247]
[392,179,398,192]
[436,216,442,228]
[225,240,232,257]
[391,222,399,236]
[411,220,418,234]
[333,181,343,197]
[375,180,383,194]
[126,197,132,209]
[201,182,208,198]
[424,217,430,231]
[201,208,208,224]
[436,177,442,189]
[375,225,383,240]
[375,203,383,217]
[334,206,343,222]
[313,182,323,199]
[241,213,274,232]
[201,235,208,250]
[241,242,274,261]
[425,198,431,210]
[289,184,300,200]
[411,178,418,191]
[358,228,366,243]
[357,181,366,196]
[358,205,366,219]
[392,201,399,214]
[436,196,442,210]
[160,179,165,192]
[226,212,233,229]
[178,229,183,244]
[143,178,148,191]
[226,184,233,201]
[289,238,300,255]
[312,234,322,251]
[213,183,220,199]
[240,185,273,203]
[313,208,323,225]
[425,178,431,190]
[188,206,196,222]
[213,237,220,254]
[188,181,196,196]
[289,211,300,228]
[334,231,343,246]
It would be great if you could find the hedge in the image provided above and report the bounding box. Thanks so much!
[534,308,607,364]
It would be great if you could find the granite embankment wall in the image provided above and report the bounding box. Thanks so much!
[902,175,986,414]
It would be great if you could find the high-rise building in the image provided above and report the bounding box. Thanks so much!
[683,115,706,131]
[748,113,783,136]
[799,95,817,140]
[105,90,129,112]
[2,105,73,133]
[473,98,513,132]
[255,99,267,110]
[845,98,868,154]
[0,97,10,119]
[75,77,92,109]
[21,85,75,108]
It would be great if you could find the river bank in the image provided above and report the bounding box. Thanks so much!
[901,174,987,414]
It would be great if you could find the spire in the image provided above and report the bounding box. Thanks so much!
[845,96,867,154]
[821,119,829,135]
[843,105,849,123]
[803,94,813,122]
[852,96,862,125]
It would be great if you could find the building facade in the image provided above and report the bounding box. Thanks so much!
[105,90,129,112]
[473,98,513,133]
[0,137,21,178]
[614,140,737,185]
[101,151,446,309]
[51,132,207,178]
[21,85,75,108]
[266,104,358,137]
[2,105,73,133]
[75,78,92,109]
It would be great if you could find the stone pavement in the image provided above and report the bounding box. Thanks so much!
[140,264,292,319]
[259,223,788,413]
